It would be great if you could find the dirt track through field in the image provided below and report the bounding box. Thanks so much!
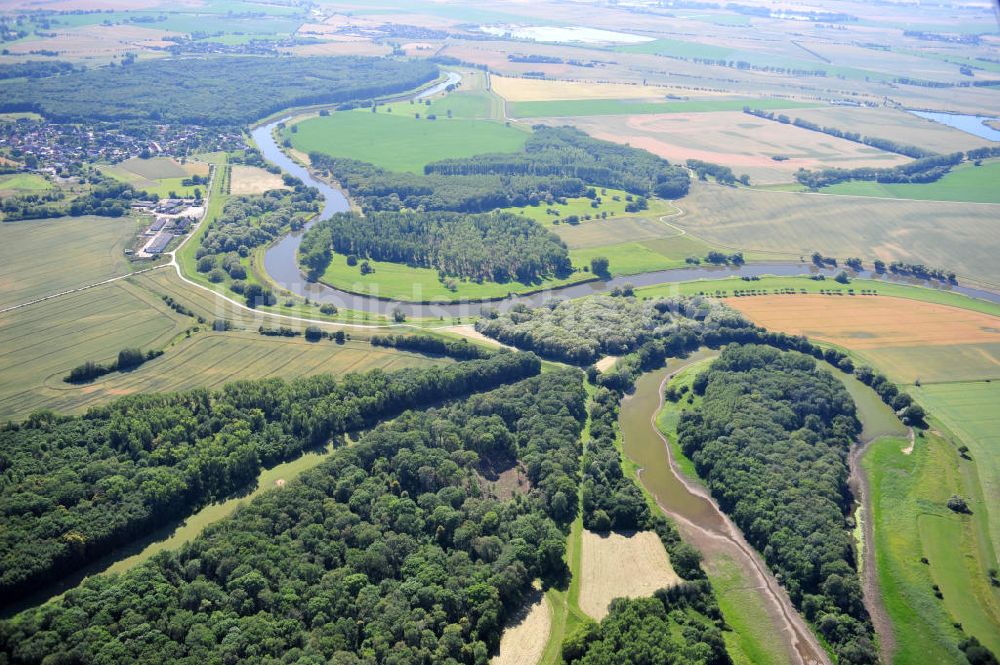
[622,365,830,665]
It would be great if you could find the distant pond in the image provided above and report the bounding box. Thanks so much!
[907,110,1000,141]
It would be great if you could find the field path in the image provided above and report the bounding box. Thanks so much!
[628,366,831,665]
[0,266,163,315]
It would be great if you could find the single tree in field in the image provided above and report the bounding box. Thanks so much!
[590,256,610,278]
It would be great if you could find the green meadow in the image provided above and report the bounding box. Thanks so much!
[822,160,1000,204]
[0,173,52,192]
[318,251,590,303]
[912,381,1000,559]
[286,110,527,173]
[863,431,1000,663]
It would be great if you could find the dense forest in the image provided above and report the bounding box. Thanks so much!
[298,211,572,285]
[476,295,745,365]
[424,127,690,198]
[0,60,77,81]
[0,57,438,125]
[581,387,649,531]
[677,345,877,664]
[0,369,586,664]
[0,353,540,606]
[564,586,730,665]
[308,154,590,213]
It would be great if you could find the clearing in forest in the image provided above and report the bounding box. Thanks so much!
[491,590,551,665]
[578,529,680,620]
[229,165,288,195]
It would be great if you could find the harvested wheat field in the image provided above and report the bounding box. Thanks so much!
[490,75,716,102]
[578,529,680,620]
[569,111,907,184]
[230,165,288,195]
[728,295,1000,350]
[728,295,1000,382]
[490,590,551,665]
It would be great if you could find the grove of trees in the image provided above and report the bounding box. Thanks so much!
[425,127,690,199]
[677,344,878,664]
[298,211,572,285]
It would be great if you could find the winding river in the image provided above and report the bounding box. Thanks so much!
[621,361,830,665]
[252,78,1000,319]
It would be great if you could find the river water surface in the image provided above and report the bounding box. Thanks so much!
[252,101,1000,318]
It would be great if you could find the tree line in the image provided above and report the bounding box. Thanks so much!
[298,210,572,285]
[370,334,495,360]
[677,344,877,664]
[0,352,541,607]
[424,127,690,199]
[64,347,163,383]
[0,369,589,664]
[743,108,934,159]
[2,177,150,221]
[0,56,438,126]
[795,151,964,188]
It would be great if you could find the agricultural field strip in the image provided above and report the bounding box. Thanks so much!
[0,285,177,366]
[0,265,165,315]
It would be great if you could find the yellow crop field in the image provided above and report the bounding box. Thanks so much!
[728,295,1000,383]
[578,529,680,620]
[490,75,717,102]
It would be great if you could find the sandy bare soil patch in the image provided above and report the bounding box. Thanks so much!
[595,355,619,372]
[578,529,680,620]
[230,165,288,195]
[568,111,907,184]
[491,590,550,665]
[491,76,718,102]
[443,325,517,350]
[726,295,1000,350]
